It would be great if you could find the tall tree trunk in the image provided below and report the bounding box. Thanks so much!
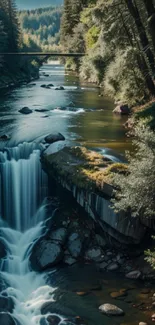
[124,0,155,75]
[119,4,155,97]
[143,0,155,51]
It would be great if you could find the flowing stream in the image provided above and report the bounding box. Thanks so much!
[0,142,62,325]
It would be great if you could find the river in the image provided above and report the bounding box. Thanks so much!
[0,64,153,325]
[0,63,131,158]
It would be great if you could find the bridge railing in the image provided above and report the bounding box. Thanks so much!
[0,52,85,57]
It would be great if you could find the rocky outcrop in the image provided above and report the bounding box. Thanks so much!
[42,146,146,246]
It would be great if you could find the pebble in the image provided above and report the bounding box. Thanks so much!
[76,291,89,296]
[99,303,124,316]
[107,263,119,271]
[139,322,148,325]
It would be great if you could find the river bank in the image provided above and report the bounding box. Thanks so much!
[0,62,40,95]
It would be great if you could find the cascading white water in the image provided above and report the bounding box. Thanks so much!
[0,143,63,325]
[0,142,47,231]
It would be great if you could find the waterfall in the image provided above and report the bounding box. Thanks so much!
[0,142,47,231]
[0,142,62,325]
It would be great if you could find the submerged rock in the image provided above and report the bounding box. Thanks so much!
[44,133,65,144]
[68,101,75,107]
[35,109,49,112]
[99,303,124,316]
[0,313,16,325]
[19,107,32,114]
[30,239,63,271]
[55,86,65,90]
[47,315,61,325]
[41,84,47,88]
[48,84,54,87]
[0,134,10,141]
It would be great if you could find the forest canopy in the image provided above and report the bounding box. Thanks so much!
[60,0,155,105]
[0,0,41,85]
[18,6,62,52]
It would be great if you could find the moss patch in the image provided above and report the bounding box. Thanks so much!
[43,146,127,191]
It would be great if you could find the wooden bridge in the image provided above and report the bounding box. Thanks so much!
[0,52,85,57]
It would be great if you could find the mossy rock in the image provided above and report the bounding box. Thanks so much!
[43,146,127,192]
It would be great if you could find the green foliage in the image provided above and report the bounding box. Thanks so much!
[61,0,155,103]
[85,25,100,49]
[0,0,40,86]
[112,122,155,219]
[135,103,155,129]
[18,6,62,51]
[145,243,155,270]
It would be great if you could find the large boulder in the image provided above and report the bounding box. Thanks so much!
[0,296,14,312]
[48,228,68,245]
[44,133,65,144]
[99,303,124,316]
[0,313,16,325]
[18,107,32,115]
[113,104,130,115]
[30,238,63,271]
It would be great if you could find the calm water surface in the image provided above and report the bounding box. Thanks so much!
[0,63,131,157]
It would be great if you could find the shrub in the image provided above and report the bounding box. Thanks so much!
[112,122,155,219]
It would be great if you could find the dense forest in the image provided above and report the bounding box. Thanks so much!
[18,6,62,52]
[0,0,40,89]
[16,0,63,10]
[61,0,155,105]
